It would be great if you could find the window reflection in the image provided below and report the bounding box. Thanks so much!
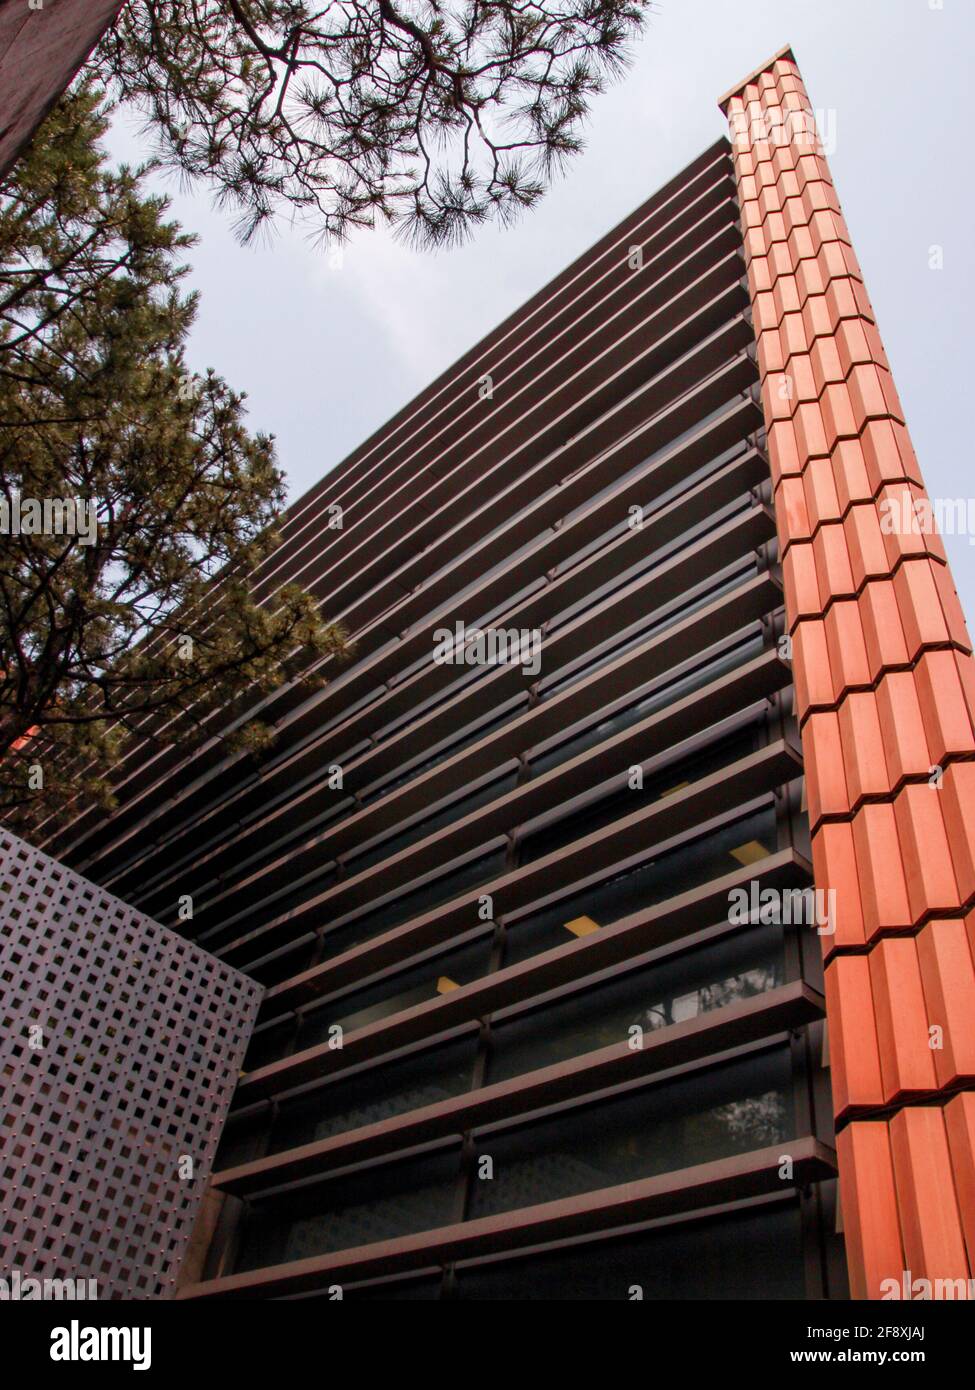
[470,1046,794,1220]
[488,922,786,1082]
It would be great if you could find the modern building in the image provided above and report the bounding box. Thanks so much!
[0,0,127,178]
[21,46,975,1300]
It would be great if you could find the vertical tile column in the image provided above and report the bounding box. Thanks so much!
[720,46,975,1299]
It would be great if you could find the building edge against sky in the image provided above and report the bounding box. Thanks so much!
[0,0,126,178]
[3,38,975,1300]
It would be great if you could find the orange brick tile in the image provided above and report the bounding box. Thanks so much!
[892,783,961,923]
[775,169,801,205]
[868,937,938,1101]
[851,802,913,938]
[808,333,844,391]
[930,561,973,653]
[943,1093,975,1272]
[860,418,923,490]
[829,438,872,512]
[783,541,825,624]
[847,363,904,426]
[771,272,801,322]
[825,276,872,328]
[774,475,811,550]
[823,600,872,694]
[784,353,818,406]
[812,520,857,599]
[856,582,911,677]
[824,956,884,1114]
[838,691,891,804]
[746,253,772,296]
[800,179,842,223]
[766,240,796,286]
[894,559,956,654]
[793,227,849,274]
[743,221,770,264]
[835,317,886,374]
[807,209,854,259]
[836,1122,906,1300]
[792,618,835,718]
[763,370,794,426]
[752,289,779,333]
[793,398,831,458]
[845,503,894,587]
[757,181,785,224]
[811,820,866,950]
[740,196,765,235]
[801,291,836,344]
[876,483,948,567]
[913,650,975,767]
[788,222,817,267]
[751,141,775,176]
[780,309,812,359]
[767,417,803,484]
[889,1107,971,1287]
[763,210,788,249]
[916,920,975,1088]
[756,323,786,378]
[821,381,860,449]
[804,711,849,822]
[940,761,975,905]
[738,172,759,204]
[772,55,801,82]
[955,651,975,726]
[873,670,932,786]
[791,151,833,195]
[803,454,843,528]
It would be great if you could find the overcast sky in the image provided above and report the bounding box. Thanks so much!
[108,0,975,611]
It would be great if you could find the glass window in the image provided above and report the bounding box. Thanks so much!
[519,723,762,864]
[467,1045,794,1220]
[348,770,518,874]
[502,804,778,968]
[530,630,765,776]
[316,847,507,965]
[538,557,761,702]
[233,1147,463,1272]
[453,1200,805,1299]
[487,921,787,1083]
[358,696,527,805]
[297,932,495,1047]
[262,1034,480,1159]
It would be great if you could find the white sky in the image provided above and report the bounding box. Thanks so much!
[107,0,975,613]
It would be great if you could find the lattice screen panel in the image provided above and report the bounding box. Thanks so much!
[0,827,262,1298]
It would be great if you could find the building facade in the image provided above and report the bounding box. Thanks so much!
[23,48,975,1300]
[0,0,127,178]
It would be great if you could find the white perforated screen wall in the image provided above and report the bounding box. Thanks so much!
[0,827,262,1298]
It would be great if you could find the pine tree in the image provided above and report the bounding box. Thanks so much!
[92,0,650,245]
[0,83,346,828]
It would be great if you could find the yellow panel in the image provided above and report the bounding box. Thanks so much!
[729,839,770,866]
[658,780,690,798]
[564,915,600,937]
[436,976,459,993]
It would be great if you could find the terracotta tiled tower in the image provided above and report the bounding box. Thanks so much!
[720,45,975,1299]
